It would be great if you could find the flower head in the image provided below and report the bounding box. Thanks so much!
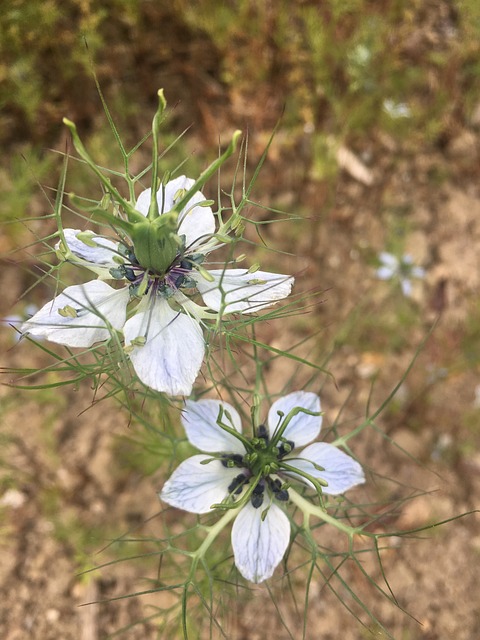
[160,391,365,582]
[375,251,425,297]
[21,176,294,395]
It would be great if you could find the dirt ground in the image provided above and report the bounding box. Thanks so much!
[2,3,480,640]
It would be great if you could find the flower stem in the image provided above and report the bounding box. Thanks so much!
[195,508,238,562]
[173,131,242,215]
[288,489,361,537]
[148,89,167,220]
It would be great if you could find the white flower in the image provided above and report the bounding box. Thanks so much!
[160,391,365,583]
[21,176,294,396]
[382,99,411,119]
[376,251,425,297]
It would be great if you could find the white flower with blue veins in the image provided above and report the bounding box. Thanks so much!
[160,391,365,583]
[21,176,294,396]
[376,251,425,297]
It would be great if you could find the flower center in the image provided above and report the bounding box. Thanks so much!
[221,425,294,510]
[109,241,204,299]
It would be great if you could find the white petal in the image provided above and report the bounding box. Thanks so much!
[135,176,215,249]
[231,502,290,583]
[376,266,395,280]
[133,188,151,217]
[124,298,205,395]
[287,443,365,495]
[379,252,398,268]
[411,266,425,279]
[59,228,120,266]
[195,269,294,314]
[20,281,129,347]
[160,455,239,513]
[169,176,215,249]
[182,399,246,454]
[400,278,413,297]
[267,392,321,447]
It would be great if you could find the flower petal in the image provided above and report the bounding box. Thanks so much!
[160,455,238,513]
[231,502,290,583]
[182,399,246,454]
[20,281,129,347]
[124,298,205,395]
[376,266,395,280]
[135,176,215,249]
[195,269,294,314]
[400,278,413,297]
[411,266,425,279]
[133,189,150,217]
[379,252,398,268]
[376,252,399,280]
[60,228,120,266]
[267,391,321,447]
[287,443,365,495]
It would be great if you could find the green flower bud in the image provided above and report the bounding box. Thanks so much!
[130,212,179,274]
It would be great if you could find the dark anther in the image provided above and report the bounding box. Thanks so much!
[228,473,248,495]
[275,488,289,502]
[252,481,265,496]
[268,477,289,502]
[124,267,136,282]
[256,424,269,442]
[250,480,265,508]
[251,493,264,508]
[126,248,139,265]
[180,259,191,270]
[278,439,295,459]
[190,253,205,265]
[173,273,186,288]
[109,265,126,280]
[268,478,282,492]
[221,453,244,468]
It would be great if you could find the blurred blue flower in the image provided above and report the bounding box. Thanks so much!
[376,252,425,297]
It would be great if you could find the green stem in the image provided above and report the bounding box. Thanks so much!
[194,508,238,562]
[331,419,371,448]
[215,405,252,452]
[270,406,321,447]
[173,130,242,214]
[63,118,143,224]
[210,473,262,511]
[288,489,361,536]
[148,89,167,220]
[278,461,327,497]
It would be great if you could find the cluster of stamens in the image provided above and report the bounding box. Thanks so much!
[109,241,204,299]
[221,424,294,509]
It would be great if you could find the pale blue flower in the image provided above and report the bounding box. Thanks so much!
[160,392,365,582]
[376,251,425,297]
[21,176,294,396]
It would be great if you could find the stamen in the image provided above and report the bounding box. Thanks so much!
[268,477,289,502]
[256,424,269,441]
[221,453,244,468]
[57,305,78,318]
[251,480,265,509]
[278,439,295,459]
[227,473,248,495]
